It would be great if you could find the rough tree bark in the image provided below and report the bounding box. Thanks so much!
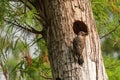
[30,0,108,80]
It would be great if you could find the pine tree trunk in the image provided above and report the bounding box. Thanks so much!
[33,0,108,80]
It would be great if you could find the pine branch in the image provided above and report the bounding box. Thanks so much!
[100,26,119,39]
[4,19,43,34]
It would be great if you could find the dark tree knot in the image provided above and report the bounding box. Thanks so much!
[78,58,84,65]
[56,77,61,80]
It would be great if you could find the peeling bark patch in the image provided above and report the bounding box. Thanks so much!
[73,20,88,35]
